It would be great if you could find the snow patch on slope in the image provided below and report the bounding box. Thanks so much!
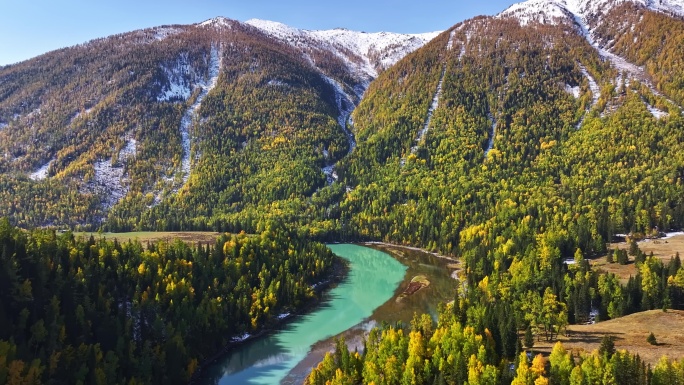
[581,65,601,108]
[198,17,233,29]
[576,65,601,128]
[157,53,194,102]
[29,160,53,181]
[565,84,581,98]
[500,0,684,27]
[170,45,222,192]
[90,160,128,209]
[485,115,497,159]
[245,19,439,80]
[411,66,445,154]
[403,37,451,165]
[71,108,94,123]
[321,75,356,184]
[645,102,669,119]
[83,137,137,209]
[153,27,182,41]
[120,138,137,159]
[498,0,572,25]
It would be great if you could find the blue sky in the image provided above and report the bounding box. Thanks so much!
[0,0,517,66]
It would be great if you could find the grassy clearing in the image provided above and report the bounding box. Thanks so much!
[531,310,684,365]
[74,231,222,245]
[592,233,684,283]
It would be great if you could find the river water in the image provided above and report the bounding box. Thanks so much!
[199,244,407,385]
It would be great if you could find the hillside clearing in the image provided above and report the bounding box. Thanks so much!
[531,310,684,365]
[592,233,684,283]
[75,231,222,245]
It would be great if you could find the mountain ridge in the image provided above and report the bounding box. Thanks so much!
[0,15,439,229]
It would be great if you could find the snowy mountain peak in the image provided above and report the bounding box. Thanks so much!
[499,0,684,26]
[198,16,233,29]
[245,18,440,78]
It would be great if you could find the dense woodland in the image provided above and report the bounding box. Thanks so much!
[306,8,684,385]
[306,309,684,385]
[0,20,355,230]
[2,3,684,385]
[0,220,335,384]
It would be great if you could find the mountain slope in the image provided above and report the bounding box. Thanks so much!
[336,0,684,260]
[245,19,439,90]
[499,0,684,108]
[0,17,435,230]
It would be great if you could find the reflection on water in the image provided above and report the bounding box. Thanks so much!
[199,244,406,385]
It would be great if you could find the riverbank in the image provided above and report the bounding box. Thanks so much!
[196,244,407,384]
[284,243,459,384]
[363,242,462,280]
[190,255,350,384]
[362,241,458,262]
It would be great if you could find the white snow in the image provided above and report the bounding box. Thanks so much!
[403,38,451,163]
[575,65,601,128]
[243,18,439,182]
[71,107,93,123]
[565,84,581,98]
[500,0,684,106]
[320,75,356,184]
[661,231,684,240]
[645,102,669,119]
[498,0,572,26]
[157,53,194,102]
[446,29,457,50]
[174,45,222,190]
[499,0,684,27]
[648,0,684,17]
[322,165,338,184]
[29,160,53,181]
[411,66,445,154]
[484,114,497,159]
[581,65,600,108]
[198,17,233,29]
[267,79,288,87]
[84,159,128,209]
[120,138,137,159]
[277,313,291,320]
[245,18,439,80]
[231,333,251,342]
[81,138,137,209]
[152,27,182,41]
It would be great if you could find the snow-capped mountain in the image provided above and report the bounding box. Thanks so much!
[0,15,441,226]
[245,19,440,88]
[499,0,684,26]
[497,0,684,116]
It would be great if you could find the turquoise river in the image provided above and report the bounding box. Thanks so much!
[200,244,407,385]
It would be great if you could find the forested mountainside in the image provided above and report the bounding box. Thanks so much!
[5,0,684,383]
[338,0,684,256]
[310,0,684,383]
[0,17,435,230]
